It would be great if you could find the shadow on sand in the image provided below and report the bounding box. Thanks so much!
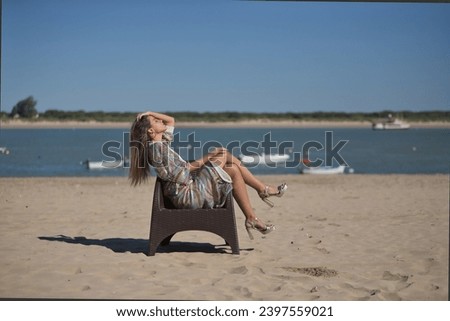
[38,235,245,255]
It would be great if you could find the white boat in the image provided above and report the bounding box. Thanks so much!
[239,153,290,165]
[300,165,347,175]
[83,159,129,170]
[372,115,410,130]
[0,147,10,155]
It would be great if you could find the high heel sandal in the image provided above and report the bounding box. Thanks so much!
[258,183,288,208]
[245,218,275,240]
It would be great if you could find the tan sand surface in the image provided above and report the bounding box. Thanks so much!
[0,175,448,300]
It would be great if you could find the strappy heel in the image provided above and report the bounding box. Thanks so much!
[258,183,288,208]
[245,218,275,240]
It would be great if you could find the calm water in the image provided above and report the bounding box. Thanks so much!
[0,127,449,177]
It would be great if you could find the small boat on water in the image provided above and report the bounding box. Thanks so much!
[82,158,129,170]
[372,114,410,130]
[300,165,347,175]
[239,153,290,165]
[0,147,10,155]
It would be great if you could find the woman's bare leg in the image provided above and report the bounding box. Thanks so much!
[211,149,278,194]
[221,163,273,233]
[221,163,256,221]
[209,151,276,235]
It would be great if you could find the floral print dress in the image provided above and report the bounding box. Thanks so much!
[148,126,233,209]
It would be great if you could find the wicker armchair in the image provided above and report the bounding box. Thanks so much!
[148,178,240,255]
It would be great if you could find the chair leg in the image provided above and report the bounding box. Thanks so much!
[148,234,175,256]
[161,234,175,246]
[223,236,240,255]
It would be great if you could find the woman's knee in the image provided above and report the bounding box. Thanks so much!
[223,163,241,178]
[213,149,242,167]
[220,150,242,166]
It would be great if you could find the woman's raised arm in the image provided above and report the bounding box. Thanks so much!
[137,111,175,127]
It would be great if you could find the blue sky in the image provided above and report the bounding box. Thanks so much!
[2,0,450,113]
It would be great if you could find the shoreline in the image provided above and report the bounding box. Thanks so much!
[1,119,450,129]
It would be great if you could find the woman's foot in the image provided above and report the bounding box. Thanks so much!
[258,183,288,207]
[245,218,275,240]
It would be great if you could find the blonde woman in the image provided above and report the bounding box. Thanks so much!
[129,111,287,239]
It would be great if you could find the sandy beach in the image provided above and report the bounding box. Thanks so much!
[0,174,447,300]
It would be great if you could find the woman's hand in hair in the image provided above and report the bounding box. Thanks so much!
[136,111,175,127]
[136,111,152,121]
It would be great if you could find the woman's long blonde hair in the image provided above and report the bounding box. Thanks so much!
[129,117,152,186]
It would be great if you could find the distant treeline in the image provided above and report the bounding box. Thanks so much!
[1,109,449,122]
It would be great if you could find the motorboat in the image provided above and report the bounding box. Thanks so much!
[82,158,129,170]
[372,114,410,130]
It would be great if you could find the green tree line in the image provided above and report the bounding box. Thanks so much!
[1,96,449,122]
[2,109,449,122]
